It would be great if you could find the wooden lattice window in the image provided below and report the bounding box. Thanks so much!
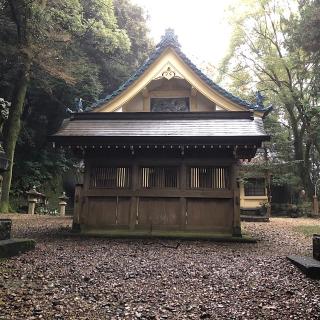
[244,178,266,196]
[140,167,178,189]
[189,167,229,189]
[90,167,131,188]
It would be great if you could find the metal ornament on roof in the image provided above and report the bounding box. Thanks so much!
[157,28,181,49]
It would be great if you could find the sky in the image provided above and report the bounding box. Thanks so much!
[132,0,235,67]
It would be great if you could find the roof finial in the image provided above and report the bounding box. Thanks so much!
[255,91,265,108]
[157,28,180,49]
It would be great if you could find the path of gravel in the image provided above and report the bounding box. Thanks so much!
[0,215,319,320]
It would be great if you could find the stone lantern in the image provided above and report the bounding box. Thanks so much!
[26,186,40,215]
[59,192,69,216]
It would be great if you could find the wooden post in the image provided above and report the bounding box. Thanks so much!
[232,161,241,237]
[73,184,83,230]
[129,197,137,231]
[180,162,187,229]
[129,163,138,230]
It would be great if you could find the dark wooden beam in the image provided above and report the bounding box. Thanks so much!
[70,111,255,121]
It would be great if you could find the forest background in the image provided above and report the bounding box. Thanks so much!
[0,0,319,212]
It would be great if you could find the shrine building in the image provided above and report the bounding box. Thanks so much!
[52,29,270,238]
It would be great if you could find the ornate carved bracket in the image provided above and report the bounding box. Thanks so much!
[153,62,184,81]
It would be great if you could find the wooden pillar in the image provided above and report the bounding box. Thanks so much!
[232,161,241,237]
[180,162,187,229]
[73,184,83,230]
[129,197,137,231]
[81,156,90,228]
[129,163,138,230]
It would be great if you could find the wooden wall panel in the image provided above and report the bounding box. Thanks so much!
[86,197,117,228]
[186,198,233,233]
[117,197,131,227]
[137,197,182,229]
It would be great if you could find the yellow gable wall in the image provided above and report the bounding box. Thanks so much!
[95,47,263,117]
[120,78,219,112]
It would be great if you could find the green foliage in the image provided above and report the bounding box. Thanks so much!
[295,0,320,55]
[219,0,320,197]
[0,0,152,210]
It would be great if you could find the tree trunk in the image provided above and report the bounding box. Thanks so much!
[302,140,313,197]
[285,104,313,197]
[0,60,31,212]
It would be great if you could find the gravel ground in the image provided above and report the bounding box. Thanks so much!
[0,215,320,320]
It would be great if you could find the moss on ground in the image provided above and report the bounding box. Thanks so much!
[294,225,320,237]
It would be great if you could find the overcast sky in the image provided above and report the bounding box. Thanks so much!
[132,0,235,66]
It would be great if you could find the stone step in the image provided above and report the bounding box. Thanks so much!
[240,215,270,222]
[0,238,36,258]
[287,255,320,279]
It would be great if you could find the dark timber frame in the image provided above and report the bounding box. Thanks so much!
[52,112,269,237]
[76,154,240,235]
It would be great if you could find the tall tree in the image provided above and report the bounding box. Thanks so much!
[0,0,131,211]
[218,0,320,196]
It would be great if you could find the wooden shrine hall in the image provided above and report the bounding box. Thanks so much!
[52,29,270,238]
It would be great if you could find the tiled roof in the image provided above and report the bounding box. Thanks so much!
[90,29,270,113]
[53,112,269,139]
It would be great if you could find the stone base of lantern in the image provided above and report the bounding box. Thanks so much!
[59,201,67,216]
[28,200,37,215]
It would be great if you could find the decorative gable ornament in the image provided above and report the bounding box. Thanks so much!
[153,62,184,81]
[89,28,272,116]
[162,66,175,80]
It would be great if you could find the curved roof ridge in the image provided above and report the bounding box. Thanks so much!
[90,29,269,112]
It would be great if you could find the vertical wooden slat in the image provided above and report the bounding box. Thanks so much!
[140,167,178,189]
[188,167,229,190]
[89,167,131,189]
